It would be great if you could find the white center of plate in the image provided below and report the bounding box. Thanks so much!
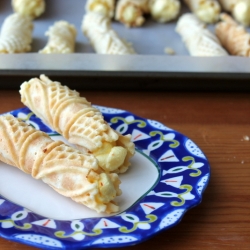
[0,136,159,220]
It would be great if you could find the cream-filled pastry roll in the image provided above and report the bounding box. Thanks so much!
[0,114,121,214]
[148,0,180,23]
[215,13,250,56]
[39,21,77,54]
[184,0,221,23]
[115,0,149,27]
[0,13,33,54]
[20,75,135,174]
[12,0,45,19]
[219,0,250,26]
[176,13,228,56]
[86,0,115,18]
[82,12,136,54]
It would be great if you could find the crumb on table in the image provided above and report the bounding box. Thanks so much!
[243,135,249,141]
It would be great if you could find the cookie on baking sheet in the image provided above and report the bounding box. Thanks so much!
[0,13,33,54]
[39,21,77,54]
[176,13,228,56]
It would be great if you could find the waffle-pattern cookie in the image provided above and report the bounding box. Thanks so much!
[0,114,121,214]
[82,12,136,54]
[20,75,135,174]
[215,13,250,56]
[184,0,221,23]
[176,13,228,56]
[0,13,33,54]
[39,21,77,54]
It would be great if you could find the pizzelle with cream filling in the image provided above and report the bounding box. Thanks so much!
[184,0,221,23]
[115,0,149,27]
[12,0,45,19]
[86,0,115,18]
[219,0,250,26]
[148,0,181,23]
[0,114,121,214]
[20,75,135,174]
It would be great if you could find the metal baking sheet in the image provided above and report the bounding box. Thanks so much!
[0,0,250,90]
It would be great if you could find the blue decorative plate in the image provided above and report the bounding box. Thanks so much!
[0,106,210,249]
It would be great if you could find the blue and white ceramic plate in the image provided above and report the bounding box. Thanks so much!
[0,106,210,249]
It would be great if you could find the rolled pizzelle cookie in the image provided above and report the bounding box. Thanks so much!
[215,13,250,56]
[20,75,135,174]
[0,13,33,54]
[176,13,228,56]
[184,0,221,23]
[148,0,180,23]
[219,0,250,26]
[115,0,149,27]
[12,0,45,19]
[39,21,77,54]
[86,0,115,18]
[0,114,121,214]
[82,12,136,54]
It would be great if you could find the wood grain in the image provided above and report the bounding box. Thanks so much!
[0,90,249,250]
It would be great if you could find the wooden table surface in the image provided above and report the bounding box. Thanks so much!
[0,89,249,250]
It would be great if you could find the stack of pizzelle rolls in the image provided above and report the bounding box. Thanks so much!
[0,75,135,214]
